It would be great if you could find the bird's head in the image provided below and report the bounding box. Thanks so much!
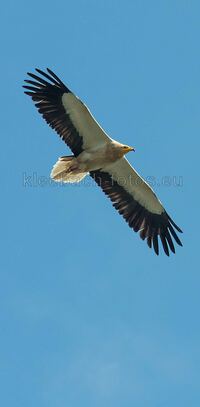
[122,145,135,154]
[114,142,135,158]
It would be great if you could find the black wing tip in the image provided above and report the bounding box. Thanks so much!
[23,90,34,96]
[146,236,159,255]
[166,212,183,233]
[177,240,183,247]
[23,67,71,94]
[46,67,57,76]
[137,212,183,257]
[145,213,183,256]
[35,67,55,77]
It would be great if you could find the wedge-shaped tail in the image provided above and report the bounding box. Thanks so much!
[51,156,87,183]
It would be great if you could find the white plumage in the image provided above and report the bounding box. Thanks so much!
[23,68,183,256]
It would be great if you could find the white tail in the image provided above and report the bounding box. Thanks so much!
[50,156,87,183]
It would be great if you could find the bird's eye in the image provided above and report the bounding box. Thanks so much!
[123,146,127,149]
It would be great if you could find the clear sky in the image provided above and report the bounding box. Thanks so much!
[1,1,199,406]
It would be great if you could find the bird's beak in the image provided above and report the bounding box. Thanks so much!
[125,146,135,153]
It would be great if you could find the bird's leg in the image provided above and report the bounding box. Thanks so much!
[59,156,80,174]
[65,161,80,174]
[51,156,87,182]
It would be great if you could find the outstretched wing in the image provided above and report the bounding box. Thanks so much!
[23,68,110,156]
[90,157,183,256]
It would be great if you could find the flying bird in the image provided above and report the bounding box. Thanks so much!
[23,68,183,256]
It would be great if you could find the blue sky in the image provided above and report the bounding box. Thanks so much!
[1,0,199,406]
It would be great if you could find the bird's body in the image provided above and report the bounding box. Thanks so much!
[23,68,183,256]
[51,141,134,181]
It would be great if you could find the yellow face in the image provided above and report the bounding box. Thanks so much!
[122,145,135,155]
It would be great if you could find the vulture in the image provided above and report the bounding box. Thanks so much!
[23,68,183,256]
